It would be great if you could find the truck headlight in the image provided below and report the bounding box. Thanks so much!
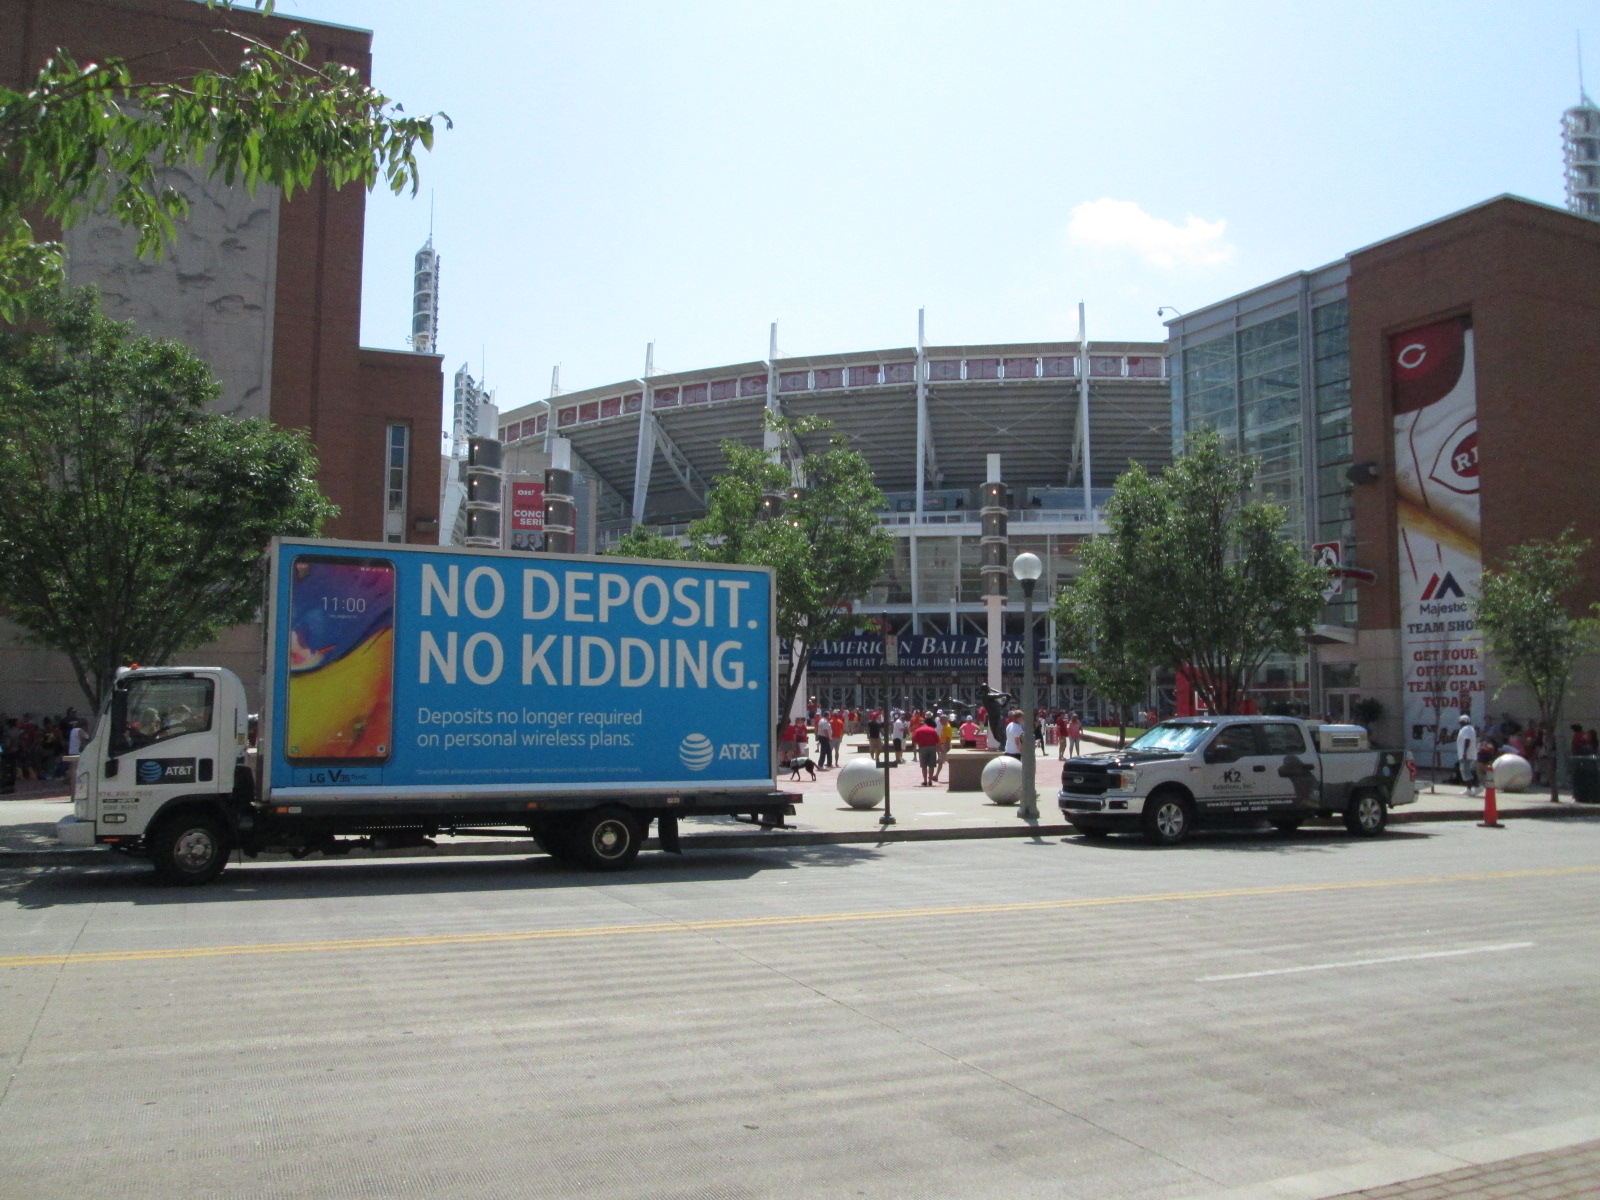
[1111,769,1138,791]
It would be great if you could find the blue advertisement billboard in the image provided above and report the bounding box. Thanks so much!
[263,539,775,799]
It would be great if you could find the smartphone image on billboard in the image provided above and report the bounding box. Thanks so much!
[285,555,396,766]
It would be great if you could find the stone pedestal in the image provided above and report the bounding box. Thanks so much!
[945,749,1001,792]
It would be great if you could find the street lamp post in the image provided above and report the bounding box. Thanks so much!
[1012,552,1043,820]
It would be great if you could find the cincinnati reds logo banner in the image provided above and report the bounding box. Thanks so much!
[1392,316,1483,757]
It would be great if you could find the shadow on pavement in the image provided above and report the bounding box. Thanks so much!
[0,841,888,909]
[1056,825,1438,853]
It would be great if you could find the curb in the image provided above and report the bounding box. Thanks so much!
[2,806,1597,869]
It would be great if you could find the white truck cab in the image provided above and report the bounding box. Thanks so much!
[1058,716,1415,845]
[58,667,251,880]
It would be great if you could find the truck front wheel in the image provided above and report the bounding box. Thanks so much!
[1142,790,1193,846]
[1344,791,1387,837]
[570,806,644,871]
[149,810,233,885]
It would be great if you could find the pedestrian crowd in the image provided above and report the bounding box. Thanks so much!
[1446,711,1598,795]
[0,709,90,794]
[779,701,1093,786]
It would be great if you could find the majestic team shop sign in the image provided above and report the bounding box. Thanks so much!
[1392,316,1484,751]
[806,635,1047,673]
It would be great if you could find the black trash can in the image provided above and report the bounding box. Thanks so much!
[1572,755,1600,803]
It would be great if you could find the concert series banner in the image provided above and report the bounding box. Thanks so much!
[1392,316,1484,755]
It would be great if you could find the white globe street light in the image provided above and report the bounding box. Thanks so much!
[1012,552,1043,820]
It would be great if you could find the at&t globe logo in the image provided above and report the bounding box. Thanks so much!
[678,733,714,772]
[137,760,164,784]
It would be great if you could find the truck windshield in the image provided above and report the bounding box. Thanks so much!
[1127,722,1215,753]
[110,677,215,754]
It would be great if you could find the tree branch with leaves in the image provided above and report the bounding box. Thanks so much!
[0,288,337,707]
[1053,429,1325,716]
[0,17,447,314]
[612,413,894,726]
[1475,530,1600,802]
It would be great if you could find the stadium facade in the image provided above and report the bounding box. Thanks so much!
[494,331,1173,713]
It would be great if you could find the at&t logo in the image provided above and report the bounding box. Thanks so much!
[679,733,714,771]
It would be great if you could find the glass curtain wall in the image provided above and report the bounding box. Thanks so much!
[1312,299,1356,628]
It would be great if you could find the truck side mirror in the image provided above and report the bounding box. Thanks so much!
[104,758,118,777]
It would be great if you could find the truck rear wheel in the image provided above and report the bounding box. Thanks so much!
[1344,790,1387,837]
[1142,790,1193,846]
[149,810,233,885]
[570,806,643,871]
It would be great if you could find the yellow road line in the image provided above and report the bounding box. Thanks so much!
[3,864,1595,969]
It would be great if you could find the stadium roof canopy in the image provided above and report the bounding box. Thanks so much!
[499,341,1172,527]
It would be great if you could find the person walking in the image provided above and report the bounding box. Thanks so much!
[866,711,884,766]
[1456,714,1479,795]
[814,711,834,770]
[891,711,907,765]
[1004,709,1024,759]
[1066,712,1082,757]
[911,718,941,786]
[935,713,954,782]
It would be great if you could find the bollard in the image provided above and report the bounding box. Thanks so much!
[1478,761,1503,828]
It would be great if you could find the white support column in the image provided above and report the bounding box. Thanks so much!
[764,321,782,458]
[911,309,928,636]
[916,308,927,517]
[1079,302,1093,520]
[544,365,560,453]
[630,341,655,528]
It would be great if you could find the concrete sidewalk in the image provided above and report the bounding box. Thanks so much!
[3,738,1597,867]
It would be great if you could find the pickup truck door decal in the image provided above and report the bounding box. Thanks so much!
[1202,724,1263,808]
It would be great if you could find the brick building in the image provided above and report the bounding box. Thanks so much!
[1,0,443,711]
[1168,195,1600,751]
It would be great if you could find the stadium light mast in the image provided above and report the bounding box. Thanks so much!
[1078,302,1093,520]
[915,307,928,520]
[765,321,783,458]
[630,342,656,527]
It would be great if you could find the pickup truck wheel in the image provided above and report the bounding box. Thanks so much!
[149,811,232,885]
[1070,821,1112,840]
[571,806,643,871]
[1142,790,1193,846]
[1345,790,1387,836]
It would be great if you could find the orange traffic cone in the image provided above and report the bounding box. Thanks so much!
[1478,762,1503,828]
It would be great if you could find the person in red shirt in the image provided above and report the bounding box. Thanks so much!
[911,718,942,786]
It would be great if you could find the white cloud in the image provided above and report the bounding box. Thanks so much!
[1067,198,1234,268]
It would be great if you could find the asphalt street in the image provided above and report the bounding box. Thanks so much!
[3,821,1599,1199]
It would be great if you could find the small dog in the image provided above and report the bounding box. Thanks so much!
[780,756,817,781]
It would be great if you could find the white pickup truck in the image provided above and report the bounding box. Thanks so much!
[1057,716,1415,845]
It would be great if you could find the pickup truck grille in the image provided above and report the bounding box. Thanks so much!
[1060,762,1114,796]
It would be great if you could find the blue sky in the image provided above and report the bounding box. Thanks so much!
[273,0,1594,424]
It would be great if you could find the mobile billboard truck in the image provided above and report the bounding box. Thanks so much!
[58,539,792,883]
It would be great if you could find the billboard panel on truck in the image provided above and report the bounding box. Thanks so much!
[264,539,776,799]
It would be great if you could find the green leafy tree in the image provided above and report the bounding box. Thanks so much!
[0,13,445,314]
[613,414,894,726]
[1054,428,1325,716]
[1053,579,1150,748]
[1474,530,1600,802]
[0,288,337,707]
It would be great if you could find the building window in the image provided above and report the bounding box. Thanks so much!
[385,423,409,543]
